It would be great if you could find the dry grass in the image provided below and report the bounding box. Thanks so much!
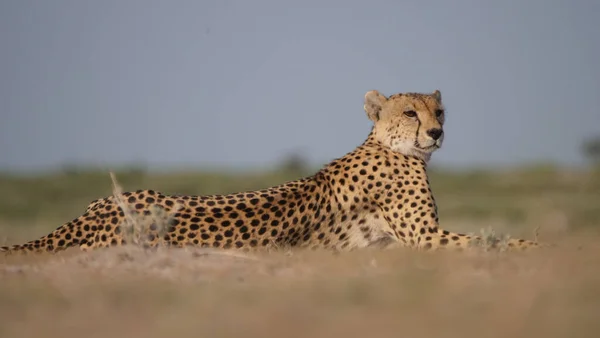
[108,171,177,248]
[0,167,599,338]
[1,237,599,338]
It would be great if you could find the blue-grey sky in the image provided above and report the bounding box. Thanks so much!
[1,0,599,172]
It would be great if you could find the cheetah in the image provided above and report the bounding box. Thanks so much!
[1,89,544,255]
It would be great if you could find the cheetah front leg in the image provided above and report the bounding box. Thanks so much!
[417,229,543,252]
[375,200,544,252]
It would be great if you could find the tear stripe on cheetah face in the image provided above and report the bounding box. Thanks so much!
[1,90,547,255]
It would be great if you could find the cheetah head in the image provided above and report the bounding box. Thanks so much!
[364,90,445,162]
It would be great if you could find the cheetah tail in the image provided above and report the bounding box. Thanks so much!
[1,221,78,256]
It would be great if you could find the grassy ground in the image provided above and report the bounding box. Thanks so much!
[0,166,599,338]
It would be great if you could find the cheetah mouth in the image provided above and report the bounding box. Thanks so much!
[415,143,440,152]
[415,138,443,152]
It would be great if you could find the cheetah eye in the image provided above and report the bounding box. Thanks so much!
[435,109,444,117]
[403,110,417,118]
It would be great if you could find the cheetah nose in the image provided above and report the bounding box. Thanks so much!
[426,128,443,140]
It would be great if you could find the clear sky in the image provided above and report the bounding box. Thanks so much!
[1,0,599,172]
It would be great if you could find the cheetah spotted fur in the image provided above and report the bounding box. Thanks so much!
[1,90,544,255]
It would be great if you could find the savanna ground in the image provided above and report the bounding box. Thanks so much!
[1,164,599,338]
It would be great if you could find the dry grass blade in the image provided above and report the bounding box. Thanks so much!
[189,248,261,261]
[533,225,541,243]
[109,171,179,249]
[109,171,139,245]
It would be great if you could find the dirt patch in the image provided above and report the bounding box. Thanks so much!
[1,235,599,338]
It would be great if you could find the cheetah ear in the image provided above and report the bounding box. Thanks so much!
[364,90,387,121]
[432,90,442,102]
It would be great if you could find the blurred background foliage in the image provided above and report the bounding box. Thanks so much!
[1,140,599,242]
